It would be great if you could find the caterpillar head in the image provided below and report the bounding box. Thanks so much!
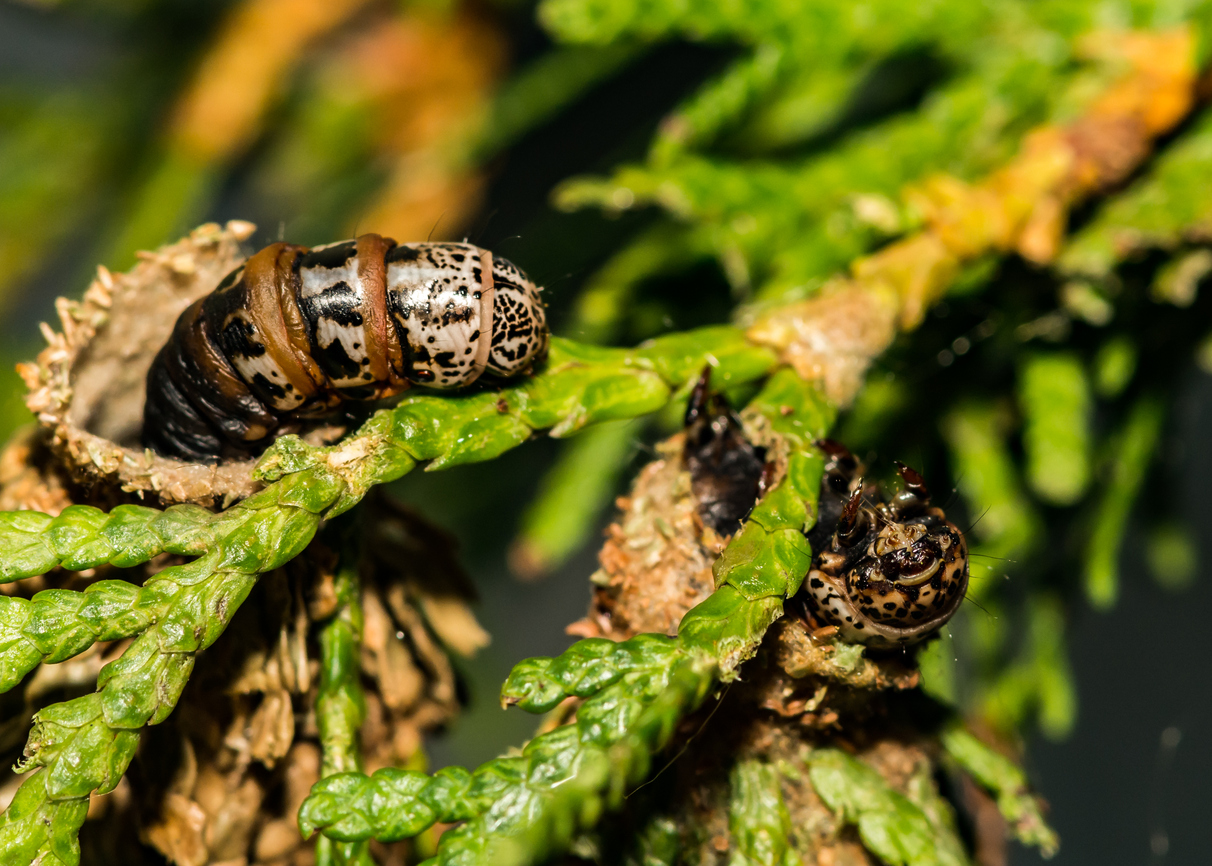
[486,256,548,377]
[802,444,968,649]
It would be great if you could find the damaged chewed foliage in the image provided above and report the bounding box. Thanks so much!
[798,441,969,649]
[683,366,769,537]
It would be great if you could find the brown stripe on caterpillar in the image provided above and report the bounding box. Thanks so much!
[473,249,495,384]
[352,233,397,392]
[143,233,548,463]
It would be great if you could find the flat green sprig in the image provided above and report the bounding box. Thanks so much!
[314,538,375,866]
[0,466,338,866]
[256,328,777,512]
[0,327,776,866]
[297,604,759,865]
[0,470,342,701]
[941,725,1059,857]
[298,370,831,866]
[728,759,798,866]
[808,749,969,866]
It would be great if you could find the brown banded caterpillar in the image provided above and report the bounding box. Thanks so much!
[143,235,548,462]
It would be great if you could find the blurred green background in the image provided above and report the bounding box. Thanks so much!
[2,0,1211,863]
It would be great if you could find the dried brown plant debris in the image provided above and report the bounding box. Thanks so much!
[569,435,723,640]
[12,220,264,510]
[125,508,481,866]
[770,618,919,693]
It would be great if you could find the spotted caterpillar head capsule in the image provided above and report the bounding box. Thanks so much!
[143,235,548,462]
[799,440,969,649]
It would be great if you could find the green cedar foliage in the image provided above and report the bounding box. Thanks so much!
[6,0,1212,863]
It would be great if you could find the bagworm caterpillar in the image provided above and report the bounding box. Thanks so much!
[800,440,969,648]
[143,235,547,462]
[682,370,968,648]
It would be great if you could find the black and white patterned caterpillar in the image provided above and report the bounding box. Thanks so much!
[143,235,548,462]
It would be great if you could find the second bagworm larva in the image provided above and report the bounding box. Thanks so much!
[680,372,969,648]
[143,234,548,462]
[799,440,969,648]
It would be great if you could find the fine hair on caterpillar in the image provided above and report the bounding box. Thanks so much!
[142,234,548,463]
